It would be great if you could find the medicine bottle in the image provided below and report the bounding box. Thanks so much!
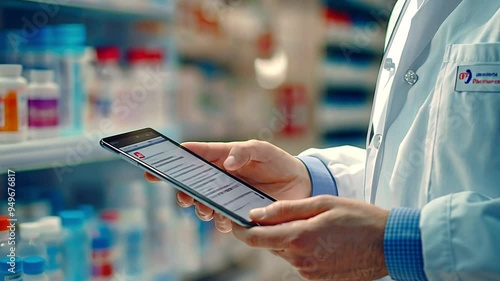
[87,46,122,129]
[27,70,60,139]
[0,64,27,143]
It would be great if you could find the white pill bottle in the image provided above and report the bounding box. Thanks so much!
[0,64,28,143]
[27,70,60,139]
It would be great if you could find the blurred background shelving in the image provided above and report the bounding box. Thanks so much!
[0,0,395,280]
[0,0,174,20]
[0,126,180,172]
[317,0,390,148]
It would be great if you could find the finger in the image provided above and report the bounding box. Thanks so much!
[223,140,270,171]
[297,269,327,281]
[269,249,285,257]
[214,212,232,233]
[195,202,215,221]
[249,196,334,225]
[176,191,194,207]
[268,249,296,262]
[232,221,301,249]
[182,142,232,166]
[144,172,161,182]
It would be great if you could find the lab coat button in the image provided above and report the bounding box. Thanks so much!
[384,58,395,71]
[373,134,382,149]
[404,69,418,85]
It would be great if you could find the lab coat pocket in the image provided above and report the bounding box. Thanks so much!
[430,43,500,199]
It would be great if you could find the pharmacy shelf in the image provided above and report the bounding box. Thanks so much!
[317,103,372,131]
[175,29,259,69]
[0,0,174,21]
[322,0,392,14]
[0,134,114,173]
[320,62,379,90]
[324,23,386,54]
[0,126,181,173]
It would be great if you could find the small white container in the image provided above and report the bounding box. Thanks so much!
[0,64,28,143]
[18,222,46,259]
[38,216,64,281]
[27,70,60,139]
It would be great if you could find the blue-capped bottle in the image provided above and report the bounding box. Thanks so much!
[0,257,23,281]
[52,24,87,135]
[60,210,90,281]
[148,183,178,281]
[23,256,48,281]
[38,216,63,281]
[18,222,46,260]
[79,205,98,238]
[117,209,146,279]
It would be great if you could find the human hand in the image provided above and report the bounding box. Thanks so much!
[145,140,311,232]
[232,195,389,281]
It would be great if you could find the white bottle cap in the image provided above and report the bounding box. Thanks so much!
[38,216,62,234]
[30,70,54,83]
[0,64,22,77]
[20,222,41,240]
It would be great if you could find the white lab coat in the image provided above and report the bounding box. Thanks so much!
[300,0,500,280]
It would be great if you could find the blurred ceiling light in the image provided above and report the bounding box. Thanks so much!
[254,49,288,90]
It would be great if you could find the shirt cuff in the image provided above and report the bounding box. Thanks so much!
[384,208,427,281]
[296,155,338,197]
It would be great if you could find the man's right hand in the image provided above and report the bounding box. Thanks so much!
[145,140,311,232]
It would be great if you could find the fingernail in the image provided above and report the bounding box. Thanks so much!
[176,193,188,207]
[196,209,211,221]
[250,208,266,220]
[224,156,237,169]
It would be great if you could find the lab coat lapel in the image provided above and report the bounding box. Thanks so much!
[384,0,462,127]
[368,0,462,203]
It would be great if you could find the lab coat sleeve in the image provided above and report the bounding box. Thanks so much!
[298,146,366,200]
[420,192,500,281]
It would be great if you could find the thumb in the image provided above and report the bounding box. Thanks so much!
[223,154,248,171]
[249,196,334,225]
[223,141,260,171]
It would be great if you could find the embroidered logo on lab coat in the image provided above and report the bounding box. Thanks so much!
[455,65,500,92]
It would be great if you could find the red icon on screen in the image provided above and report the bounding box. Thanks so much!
[134,152,145,159]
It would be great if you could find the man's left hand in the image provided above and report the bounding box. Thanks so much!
[232,195,390,281]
